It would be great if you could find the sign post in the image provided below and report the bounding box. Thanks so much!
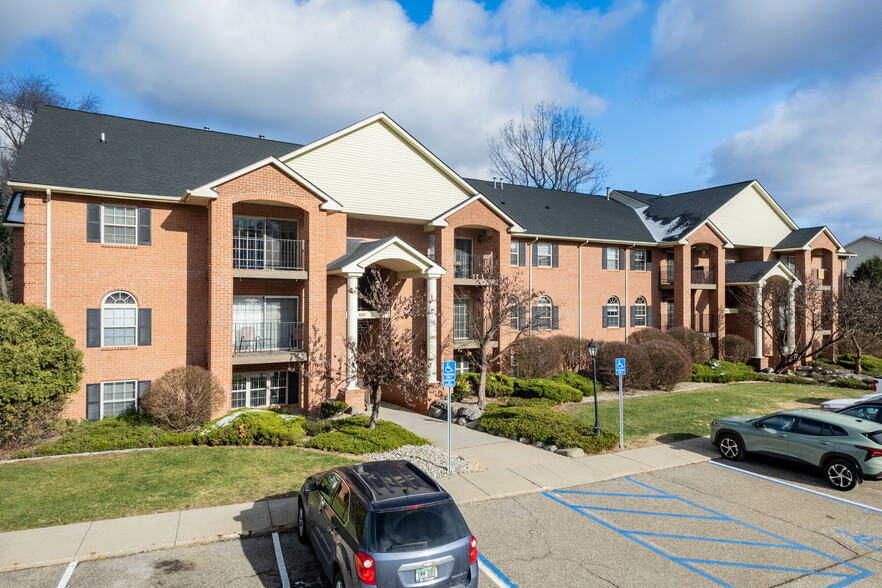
[442,360,456,474]
[615,358,626,450]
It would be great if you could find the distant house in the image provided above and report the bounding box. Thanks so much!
[843,236,882,275]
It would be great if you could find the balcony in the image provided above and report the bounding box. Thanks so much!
[691,267,716,288]
[453,254,497,286]
[233,237,307,280]
[691,313,718,337]
[233,321,306,365]
[659,261,675,287]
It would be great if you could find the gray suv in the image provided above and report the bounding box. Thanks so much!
[297,460,478,587]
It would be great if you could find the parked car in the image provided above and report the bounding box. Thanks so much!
[297,460,478,588]
[711,409,882,491]
[837,401,882,424]
[821,391,882,411]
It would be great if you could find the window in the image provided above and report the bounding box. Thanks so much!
[318,473,340,502]
[780,255,796,272]
[535,296,552,330]
[231,371,290,409]
[632,249,646,271]
[536,243,553,267]
[233,296,301,352]
[428,235,435,261]
[454,354,473,374]
[511,241,519,266]
[633,296,647,327]
[102,380,137,417]
[666,300,675,330]
[331,482,350,523]
[233,217,300,271]
[454,297,471,340]
[841,405,880,422]
[759,414,796,432]
[795,418,825,436]
[605,247,620,270]
[103,205,137,245]
[103,292,137,346]
[510,296,521,331]
[605,296,620,328]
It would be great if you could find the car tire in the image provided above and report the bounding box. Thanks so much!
[824,458,860,491]
[333,569,345,588]
[298,503,309,544]
[717,433,745,461]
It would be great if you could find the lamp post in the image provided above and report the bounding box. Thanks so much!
[588,339,600,436]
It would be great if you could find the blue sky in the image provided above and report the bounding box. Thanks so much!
[3,0,882,243]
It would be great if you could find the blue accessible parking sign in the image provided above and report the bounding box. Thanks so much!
[442,360,456,387]
[615,358,626,376]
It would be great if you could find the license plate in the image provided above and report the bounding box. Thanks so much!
[415,566,438,582]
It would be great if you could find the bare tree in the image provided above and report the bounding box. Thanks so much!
[307,269,429,428]
[455,265,537,409]
[488,101,607,194]
[837,281,882,374]
[736,274,839,372]
[0,73,101,302]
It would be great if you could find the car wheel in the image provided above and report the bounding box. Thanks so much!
[333,569,345,588]
[824,458,860,491]
[298,503,309,544]
[717,433,745,461]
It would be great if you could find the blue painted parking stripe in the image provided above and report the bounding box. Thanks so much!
[575,505,724,519]
[709,461,882,515]
[477,552,519,588]
[552,490,677,499]
[672,558,853,579]
[623,531,807,549]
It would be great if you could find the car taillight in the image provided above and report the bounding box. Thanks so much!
[469,535,478,566]
[356,552,376,585]
[856,445,882,460]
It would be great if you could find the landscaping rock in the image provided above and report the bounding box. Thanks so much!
[455,417,469,426]
[555,447,585,458]
[465,420,478,429]
[427,406,444,419]
[545,445,558,453]
[476,425,485,433]
[519,437,531,444]
[508,433,518,441]
[462,407,483,421]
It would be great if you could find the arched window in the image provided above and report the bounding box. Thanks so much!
[103,291,137,346]
[633,296,647,327]
[605,296,620,328]
[536,295,553,330]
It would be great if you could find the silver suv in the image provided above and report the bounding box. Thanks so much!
[297,460,478,587]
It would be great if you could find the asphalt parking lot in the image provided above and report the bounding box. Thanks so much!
[462,458,882,587]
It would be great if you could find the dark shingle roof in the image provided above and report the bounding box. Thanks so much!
[327,237,397,271]
[466,179,656,243]
[725,261,781,284]
[612,190,661,204]
[638,181,754,242]
[773,227,825,250]
[11,106,302,197]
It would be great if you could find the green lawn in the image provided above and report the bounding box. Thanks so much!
[566,382,868,446]
[0,446,357,532]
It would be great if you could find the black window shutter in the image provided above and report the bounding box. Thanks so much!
[646,250,653,272]
[138,208,151,246]
[518,242,526,266]
[86,384,100,421]
[288,371,300,404]
[619,248,626,271]
[518,306,526,330]
[647,306,653,327]
[552,306,559,329]
[602,248,608,270]
[87,309,101,347]
[630,251,636,271]
[631,305,636,326]
[602,306,608,328]
[138,308,152,346]
[532,243,539,267]
[87,203,101,243]
[552,244,559,268]
[619,306,626,328]
[137,381,150,413]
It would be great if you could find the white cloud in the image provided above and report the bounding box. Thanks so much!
[1,0,640,178]
[651,0,882,92]
[709,75,882,242]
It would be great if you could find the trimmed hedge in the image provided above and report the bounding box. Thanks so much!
[454,372,515,401]
[512,378,582,405]
[478,405,619,454]
[830,377,874,391]
[504,397,558,409]
[551,371,597,396]
[837,354,882,375]
[721,334,753,364]
[201,410,305,446]
[309,416,429,454]
[640,340,692,390]
[690,361,758,383]
[320,401,349,419]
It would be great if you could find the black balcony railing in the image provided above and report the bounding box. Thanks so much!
[233,237,306,271]
[659,261,675,286]
[691,313,718,334]
[454,254,497,280]
[691,267,716,284]
[234,321,303,353]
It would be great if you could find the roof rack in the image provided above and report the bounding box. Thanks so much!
[348,460,444,504]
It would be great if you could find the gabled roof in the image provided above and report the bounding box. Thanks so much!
[427,193,524,232]
[327,237,444,277]
[725,261,798,285]
[467,179,656,244]
[773,226,845,253]
[10,106,301,199]
[845,235,882,248]
[610,190,661,207]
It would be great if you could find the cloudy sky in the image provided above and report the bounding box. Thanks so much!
[2,0,881,243]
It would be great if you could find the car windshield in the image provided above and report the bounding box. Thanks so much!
[371,500,469,553]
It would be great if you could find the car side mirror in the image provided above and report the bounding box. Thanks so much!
[303,482,317,493]
[752,421,761,428]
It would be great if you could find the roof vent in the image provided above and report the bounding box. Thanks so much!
[545,206,550,210]
[606,186,610,200]
[203,126,210,131]
[259,134,265,139]
[99,132,106,143]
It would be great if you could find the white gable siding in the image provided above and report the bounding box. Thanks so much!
[844,237,882,274]
[285,121,472,221]
[709,184,792,247]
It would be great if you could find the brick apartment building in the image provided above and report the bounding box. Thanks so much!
[2,107,850,420]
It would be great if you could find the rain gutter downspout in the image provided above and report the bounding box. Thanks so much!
[45,188,52,309]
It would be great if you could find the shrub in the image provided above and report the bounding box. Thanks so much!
[511,337,560,378]
[140,366,225,432]
[551,371,595,396]
[721,334,753,364]
[837,354,882,375]
[302,419,334,437]
[595,341,653,390]
[779,375,815,386]
[669,327,713,363]
[575,370,606,393]
[627,328,679,347]
[309,416,429,454]
[320,401,349,419]
[0,303,84,449]
[839,334,882,359]
[690,360,758,383]
[454,372,515,400]
[478,405,618,454]
[830,377,874,391]
[639,340,692,390]
[200,410,305,446]
[512,378,582,405]
[504,397,558,409]
[549,335,586,372]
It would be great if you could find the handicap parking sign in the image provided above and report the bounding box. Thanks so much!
[442,360,456,387]
[615,358,626,376]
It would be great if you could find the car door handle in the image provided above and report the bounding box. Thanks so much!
[820,441,830,445]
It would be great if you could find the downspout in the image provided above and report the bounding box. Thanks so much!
[45,188,52,309]
[528,237,538,336]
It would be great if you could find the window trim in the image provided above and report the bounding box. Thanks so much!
[100,379,138,419]
[101,204,138,245]
[605,247,620,271]
[633,296,647,327]
[536,242,553,268]
[454,354,473,375]
[510,241,520,266]
[510,296,520,331]
[232,370,290,409]
[632,249,647,271]
[453,296,472,340]
[536,295,553,331]
[606,295,620,328]
[101,291,138,348]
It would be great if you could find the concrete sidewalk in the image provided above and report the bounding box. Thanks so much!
[0,404,718,572]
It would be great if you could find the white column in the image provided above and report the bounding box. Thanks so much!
[426,276,438,383]
[754,281,764,359]
[787,281,797,355]
[346,274,359,390]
